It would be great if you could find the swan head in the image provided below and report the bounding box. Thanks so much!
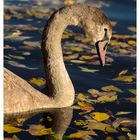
[81,12,112,66]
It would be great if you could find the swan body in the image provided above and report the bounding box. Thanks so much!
[4,4,112,114]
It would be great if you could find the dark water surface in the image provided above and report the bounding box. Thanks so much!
[4,0,136,139]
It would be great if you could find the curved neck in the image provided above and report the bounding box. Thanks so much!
[41,6,83,102]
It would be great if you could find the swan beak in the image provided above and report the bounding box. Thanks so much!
[96,40,108,67]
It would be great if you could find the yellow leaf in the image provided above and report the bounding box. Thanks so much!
[117,136,127,140]
[113,75,135,82]
[64,53,79,60]
[97,94,117,103]
[80,55,94,60]
[77,101,92,107]
[4,124,22,134]
[79,66,99,73]
[74,120,88,126]
[125,98,136,103]
[88,89,100,97]
[90,112,110,122]
[70,60,86,64]
[101,85,122,93]
[28,125,54,136]
[121,127,131,132]
[128,40,136,45]
[68,130,97,138]
[29,78,46,86]
[85,120,117,133]
[105,136,114,140]
[128,89,136,95]
[119,70,128,76]
[77,93,88,100]
[116,112,132,116]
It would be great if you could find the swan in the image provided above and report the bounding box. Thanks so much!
[4,4,112,114]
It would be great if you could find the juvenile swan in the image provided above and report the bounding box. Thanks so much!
[4,4,112,114]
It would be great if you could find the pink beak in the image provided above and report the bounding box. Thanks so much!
[96,40,108,67]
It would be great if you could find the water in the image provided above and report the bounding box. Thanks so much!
[4,0,136,139]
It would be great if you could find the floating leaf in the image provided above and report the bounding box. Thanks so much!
[128,27,136,33]
[29,78,46,87]
[97,94,117,103]
[127,133,136,140]
[90,112,110,122]
[79,66,99,73]
[28,125,54,136]
[64,53,79,60]
[74,120,88,126]
[119,70,128,76]
[113,75,135,82]
[85,120,117,133]
[78,101,92,107]
[128,89,136,95]
[4,124,22,134]
[101,85,122,93]
[77,93,88,100]
[23,41,40,48]
[121,127,131,132]
[9,54,25,60]
[113,118,136,128]
[80,106,94,111]
[115,112,132,116]
[68,130,97,138]
[125,98,136,103]
[128,40,136,45]
[105,136,114,140]
[80,55,94,60]
[70,60,86,64]
[88,89,100,97]
[117,136,127,140]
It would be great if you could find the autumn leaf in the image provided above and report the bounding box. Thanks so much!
[127,40,136,45]
[101,85,122,93]
[68,130,97,138]
[97,94,117,103]
[29,78,46,87]
[77,93,88,100]
[28,125,54,136]
[115,112,132,116]
[77,101,92,107]
[90,112,110,122]
[128,89,136,95]
[119,70,128,76]
[113,75,135,82]
[4,124,23,134]
[74,120,88,126]
[85,120,117,133]
[79,66,99,73]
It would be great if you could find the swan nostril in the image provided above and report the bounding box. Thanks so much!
[104,28,107,32]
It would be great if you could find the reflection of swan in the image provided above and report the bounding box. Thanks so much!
[4,4,112,114]
[5,107,73,140]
